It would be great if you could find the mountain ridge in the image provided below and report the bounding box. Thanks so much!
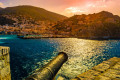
[0,5,67,23]
[1,7,120,39]
[53,11,120,39]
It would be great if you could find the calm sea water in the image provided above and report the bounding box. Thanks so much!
[0,35,120,80]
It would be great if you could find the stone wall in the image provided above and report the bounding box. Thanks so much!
[0,46,11,80]
[72,57,120,80]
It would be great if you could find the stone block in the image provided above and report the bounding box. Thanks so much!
[0,60,5,69]
[3,54,10,65]
[71,77,80,80]
[117,62,120,65]
[107,57,120,62]
[0,65,10,78]
[102,69,120,79]
[1,73,11,80]
[77,70,101,79]
[92,63,110,72]
[112,64,120,70]
[112,79,120,80]
[0,46,11,80]
[103,61,117,67]
[57,76,65,80]
[72,57,120,80]
[94,75,111,80]
[0,47,10,56]
[6,54,10,63]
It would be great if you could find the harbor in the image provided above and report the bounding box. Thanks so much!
[1,36,120,80]
[0,45,120,80]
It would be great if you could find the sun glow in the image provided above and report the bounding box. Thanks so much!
[63,0,109,16]
[65,7,85,13]
[0,0,120,17]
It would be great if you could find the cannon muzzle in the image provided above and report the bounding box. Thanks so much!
[26,52,68,80]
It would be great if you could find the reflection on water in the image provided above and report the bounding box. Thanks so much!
[0,36,120,80]
[52,38,119,79]
[0,41,5,44]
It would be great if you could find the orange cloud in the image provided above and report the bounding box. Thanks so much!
[1,0,120,17]
[63,0,113,16]
[0,2,5,8]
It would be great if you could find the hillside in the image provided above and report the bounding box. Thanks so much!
[0,5,67,35]
[0,5,67,23]
[53,11,120,39]
[0,7,3,10]
[0,16,16,25]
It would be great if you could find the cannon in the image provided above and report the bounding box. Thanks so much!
[26,52,68,80]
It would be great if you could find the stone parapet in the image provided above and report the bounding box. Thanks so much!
[0,46,11,80]
[72,57,120,80]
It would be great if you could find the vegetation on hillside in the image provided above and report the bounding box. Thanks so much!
[0,5,66,35]
[0,6,120,39]
[0,5,67,22]
[54,11,120,39]
[0,16,16,25]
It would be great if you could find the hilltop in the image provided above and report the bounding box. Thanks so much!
[0,5,67,25]
[0,5,67,35]
[53,11,120,39]
[1,8,120,39]
[0,7,3,10]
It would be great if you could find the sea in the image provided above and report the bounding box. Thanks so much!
[0,35,120,80]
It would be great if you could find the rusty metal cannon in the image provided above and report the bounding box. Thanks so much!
[26,52,68,80]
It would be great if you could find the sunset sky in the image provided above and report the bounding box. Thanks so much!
[0,0,120,17]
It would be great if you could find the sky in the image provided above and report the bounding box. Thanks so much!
[0,0,120,17]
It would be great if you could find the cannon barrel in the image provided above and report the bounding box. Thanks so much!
[26,52,68,80]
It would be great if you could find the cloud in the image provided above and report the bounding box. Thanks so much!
[0,0,119,17]
[63,7,86,17]
[63,0,113,16]
[65,7,86,13]
[0,2,5,8]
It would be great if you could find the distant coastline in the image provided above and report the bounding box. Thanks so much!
[0,6,120,40]
[0,34,120,40]
[16,34,120,40]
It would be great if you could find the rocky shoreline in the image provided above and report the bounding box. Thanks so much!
[17,35,120,40]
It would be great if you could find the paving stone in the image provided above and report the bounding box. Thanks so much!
[0,60,5,69]
[112,64,120,70]
[92,63,110,72]
[0,46,11,80]
[103,61,117,67]
[71,77,80,80]
[102,69,120,79]
[112,79,120,80]
[72,77,94,80]
[76,70,101,79]
[117,62,120,65]
[6,54,10,63]
[77,77,93,80]
[57,76,65,80]
[107,57,120,62]
[72,57,120,80]
[94,75,111,80]
[1,73,11,80]
[0,65,10,77]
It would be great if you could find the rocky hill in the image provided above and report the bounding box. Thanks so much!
[0,7,120,39]
[0,5,67,35]
[53,11,120,39]
[0,5,67,25]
